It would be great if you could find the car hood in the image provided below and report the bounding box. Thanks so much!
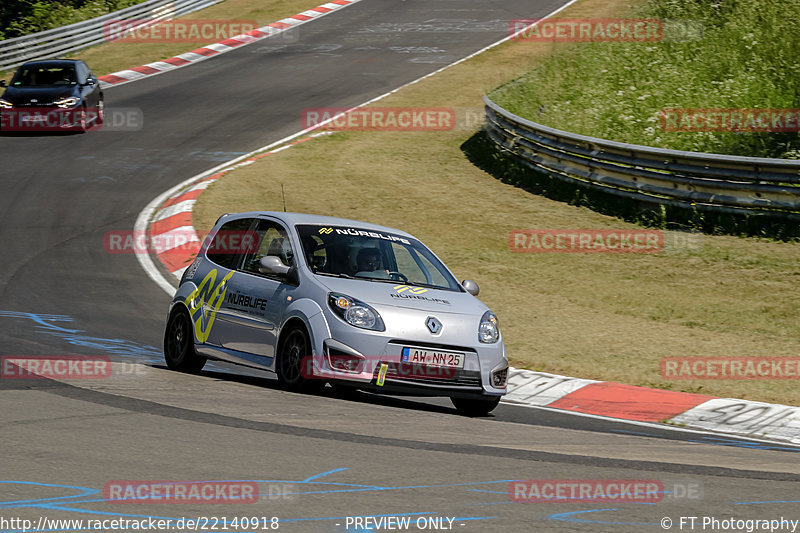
[2,86,77,105]
[314,275,488,316]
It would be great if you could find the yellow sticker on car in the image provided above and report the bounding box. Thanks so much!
[394,285,428,295]
[186,269,234,343]
[376,363,389,386]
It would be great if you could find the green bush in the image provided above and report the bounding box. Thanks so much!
[490,0,800,158]
[0,0,148,40]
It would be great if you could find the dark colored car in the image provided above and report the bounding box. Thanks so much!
[0,59,103,132]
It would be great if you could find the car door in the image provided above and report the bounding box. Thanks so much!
[215,218,299,363]
[189,214,256,346]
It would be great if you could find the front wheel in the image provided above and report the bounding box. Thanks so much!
[164,309,206,372]
[451,396,501,416]
[96,97,104,126]
[276,327,320,392]
[76,104,88,132]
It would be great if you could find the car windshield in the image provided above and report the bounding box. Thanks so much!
[11,65,77,87]
[297,224,462,291]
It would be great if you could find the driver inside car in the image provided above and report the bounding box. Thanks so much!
[354,247,390,279]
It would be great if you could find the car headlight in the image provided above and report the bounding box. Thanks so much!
[328,292,385,331]
[0,98,12,109]
[479,311,500,343]
[54,97,79,108]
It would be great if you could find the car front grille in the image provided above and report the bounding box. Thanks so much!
[14,102,57,108]
[374,361,483,388]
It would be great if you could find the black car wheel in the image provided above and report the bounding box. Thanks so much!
[76,104,88,133]
[164,309,206,372]
[96,97,104,126]
[276,327,319,392]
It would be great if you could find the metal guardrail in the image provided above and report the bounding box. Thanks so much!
[0,0,223,73]
[484,96,800,218]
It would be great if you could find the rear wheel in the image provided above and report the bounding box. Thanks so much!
[451,396,501,416]
[164,309,206,372]
[276,327,320,392]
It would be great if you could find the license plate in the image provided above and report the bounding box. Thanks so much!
[401,347,465,368]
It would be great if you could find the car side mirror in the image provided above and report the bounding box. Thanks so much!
[84,78,96,86]
[259,256,290,276]
[461,279,479,296]
[0,80,6,87]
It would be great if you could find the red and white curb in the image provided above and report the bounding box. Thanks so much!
[505,370,800,445]
[98,0,363,88]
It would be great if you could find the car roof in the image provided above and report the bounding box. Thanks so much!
[223,211,418,239]
[19,59,81,68]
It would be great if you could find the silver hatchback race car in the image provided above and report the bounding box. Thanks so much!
[163,212,508,415]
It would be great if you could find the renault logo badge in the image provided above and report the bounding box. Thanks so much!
[425,316,442,334]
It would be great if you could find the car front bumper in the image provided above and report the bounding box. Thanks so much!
[308,318,508,397]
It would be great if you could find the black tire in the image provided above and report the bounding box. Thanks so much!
[76,104,88,133]
[276,326,320,392]
[164,309,206,372]
[451,396,501,416]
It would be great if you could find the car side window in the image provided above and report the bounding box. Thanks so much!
[205,218,255,269]
[81,62,96,84]
[75,62,85,84]
[240,220,294,279]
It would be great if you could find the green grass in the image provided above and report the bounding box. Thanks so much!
[490,0,800,158]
